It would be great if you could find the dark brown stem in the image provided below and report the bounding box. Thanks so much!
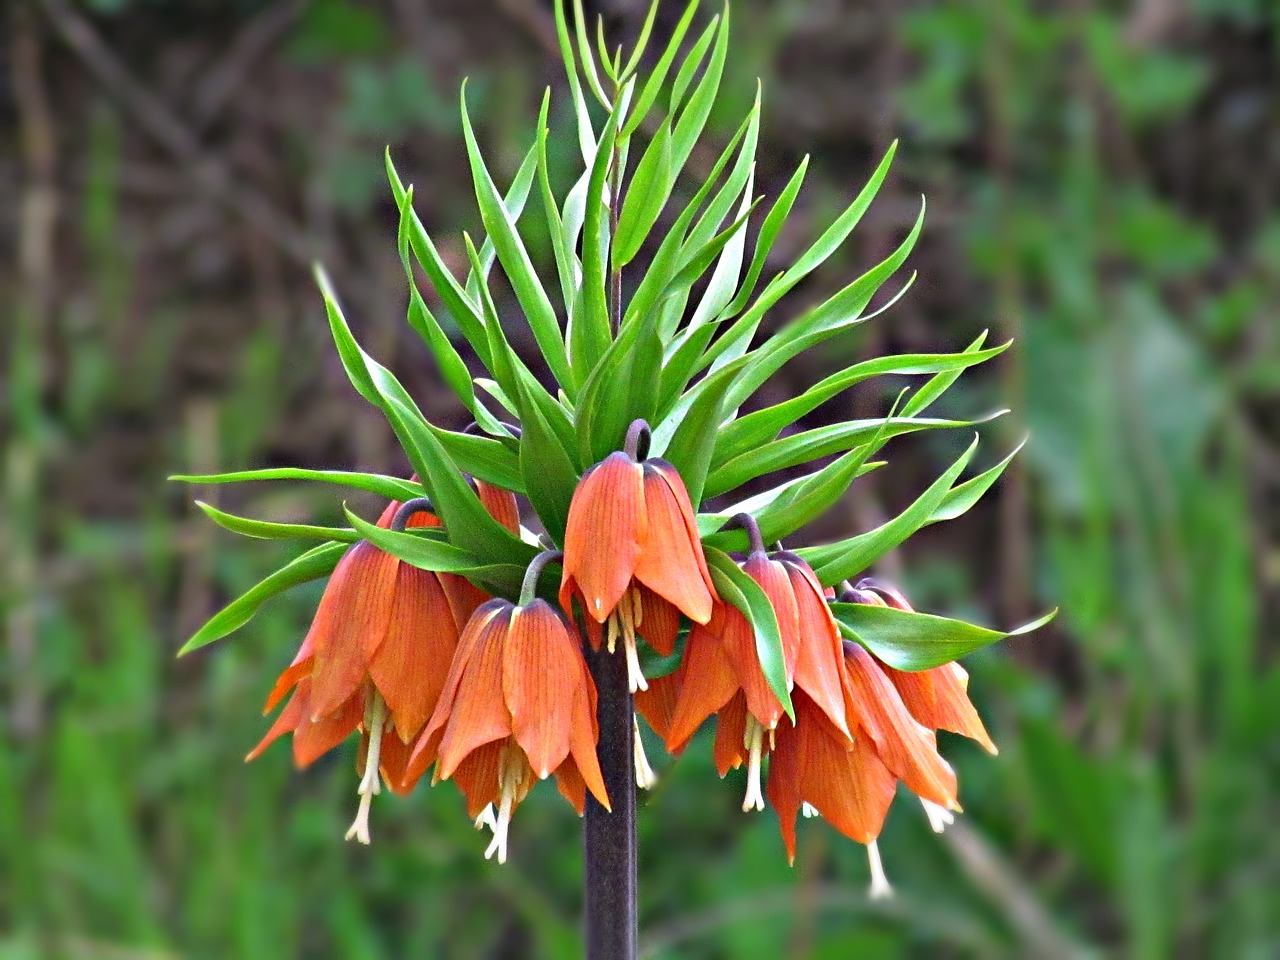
[389,497,434,532]
[584,86,638,958]
[725,512,766,557]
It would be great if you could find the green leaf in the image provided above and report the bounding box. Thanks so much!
[318,267,534,567]
[195,501,360,543]
[466,141,540,302]
[621,0,700,135]
[718,203,924,415]
[573,102,623,383]
[705,546,793,720]
[460,84,572,391]
[385,150,491,368]
[536,89,580,320]
[799,435,980,585]
[669,13,719,114]
[719,155,809,320]
[705,415,989,499]
[928,438,1025,525]
[698,142,899,375]
[833,602,1057,671]
[178,542,347,655]
[901,330,992,419]
[614,118,673,268]
[714,339,1008,463]
[515,376,581,546]
[345,508,526,596]
[429,426,525,493]
[697,461,885,537]
[553,0,597,163]
[619,0,661,82]
[659,358,745,507]
[571,0,609,108]
[169,468,422,502]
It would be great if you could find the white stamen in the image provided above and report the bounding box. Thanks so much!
[742,716,766,812]
[801,802,820,819]
[474,804,496,832]
[344,693,387,845]
[483,744,526,865]
[611,588,648,692]
[922,798,955,834]
[633,718,657,790]
[866,840,893,900]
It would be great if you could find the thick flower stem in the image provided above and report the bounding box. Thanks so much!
[583,637,638,960]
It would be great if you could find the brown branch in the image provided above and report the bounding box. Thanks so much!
[38,0,316,266]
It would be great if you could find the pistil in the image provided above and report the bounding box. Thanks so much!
[344,692,387,845]
[742,715,767,812]
[866,840,893,899]
[485,743,530,864]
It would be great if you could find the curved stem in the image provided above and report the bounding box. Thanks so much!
[725,512,766,557]
[463,420,522,439]
[518,550,563,607]
[623,419,650,461]
[389,497,434,532]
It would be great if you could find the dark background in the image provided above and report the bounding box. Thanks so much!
[3,0,1277,957]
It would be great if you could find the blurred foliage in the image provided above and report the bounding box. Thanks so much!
[3,0,1277,958]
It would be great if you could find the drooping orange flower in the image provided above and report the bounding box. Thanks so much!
[638,531,851,813]
[848,579,997,757]
[403,594,609,862]
[248,482,517,843]
[559,421,716,692]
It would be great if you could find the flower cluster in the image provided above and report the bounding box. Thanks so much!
[180,0,1048,895]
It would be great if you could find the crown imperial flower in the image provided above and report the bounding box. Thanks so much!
[406,552,609,863]
[559,420,717,693]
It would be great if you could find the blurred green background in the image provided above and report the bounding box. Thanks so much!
[3,0,1277,957]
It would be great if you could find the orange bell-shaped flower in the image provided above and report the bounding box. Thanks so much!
[248,482,517,844]
[559,420,715,693]
[847,579,997,757]
[639,515,851,813]
[405,551,610,863]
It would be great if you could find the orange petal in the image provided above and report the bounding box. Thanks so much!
[715,594,786,733]
[247,682,308,762]
[476,480,521,533]
[554,755,587,815]
[786,560,850,739]
[635,667,682,744]
[433,604,515,780]
[743,553,801,681]
[844,644,958,809]
[890,662,997,754]
[633,463,714,623]
[369,565,459,742]
[503,602,577,780]
[307,542,399,718]
[636,586,680,657]
[559,453,646,623]
[378,728,417,794]
[568,658,610,811]
[262,654,312,714]
[665,617,741,752]
[438,571,492,636]
[451,738,504,819]
[802,718,896,846]
[712,691,749,776]
[293,687,363,767]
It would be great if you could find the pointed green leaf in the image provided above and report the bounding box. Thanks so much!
[659,358,744,507]
[460,84,572,391]
[466,142,540,302]
[928,438,1025,525]
[800,435,980,585]
[833,603,1057,671]
[572,0,609,107]
[622,0,701,136]
[719,155,809,320]
[715,336,1006,465]
[195,501,359,543]
[514,378,580,546]
[573,102,623,383]
[170,469,422,502]
[178,542,347,655]
[706,546,793,721]
[614,119,673,268]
